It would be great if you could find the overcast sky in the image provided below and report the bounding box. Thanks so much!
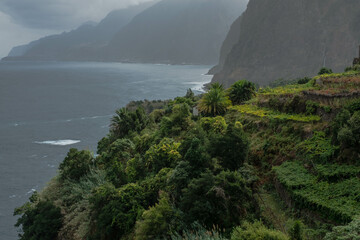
[0,0,153,58]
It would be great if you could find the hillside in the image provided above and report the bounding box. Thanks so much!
[14,63,360,239]
[212,0,360,87]
[2,2,155,61]
[104,0,248,64]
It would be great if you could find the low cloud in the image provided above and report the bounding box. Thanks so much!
[0,11,58,58]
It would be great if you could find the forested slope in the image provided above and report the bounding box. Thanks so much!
[15,65,360,240]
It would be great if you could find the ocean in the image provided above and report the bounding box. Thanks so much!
[0,61,211,239]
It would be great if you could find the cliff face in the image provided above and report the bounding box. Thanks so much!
[105,0,248,64]
[212,0,360,87]
[208,15,243,74]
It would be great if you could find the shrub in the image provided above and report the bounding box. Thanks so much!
[289,221,304,240]
[324,217,360,240]
[228,80,256,105]
[59,148,94,181]
[15,196,63,240]
[180,170,255,231]
[135,192,179,240]
[145,138,181,173]
[305,100,319,115]
[110,107,149,138]
[231,221,289,240]
[171,223,226,240]
[345,98,360,114]
[318,67,333,75]
[200,116,228,134]
[300,131,337,163]
[90,183,145,240]
[210,123,249,170]
[337,111,360,148]
[297,77,311,85]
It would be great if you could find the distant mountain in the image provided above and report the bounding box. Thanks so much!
[104,0,248,64]
[211,0,360,87]
[3,2,156,61]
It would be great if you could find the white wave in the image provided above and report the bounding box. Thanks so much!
[34,140,81,146]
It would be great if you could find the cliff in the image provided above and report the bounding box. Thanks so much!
[208,15,243,74]
[104,0,248,64]
[212,0,360,87]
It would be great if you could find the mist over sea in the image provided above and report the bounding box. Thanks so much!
[0,61,211,240]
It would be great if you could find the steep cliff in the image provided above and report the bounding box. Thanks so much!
[212,0,360,87]
[208,15,243,74]
[105,0,248,64]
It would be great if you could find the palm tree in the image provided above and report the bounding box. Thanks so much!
[198,83,231,116]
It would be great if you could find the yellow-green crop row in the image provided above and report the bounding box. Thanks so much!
[258,83,315,96]
[231,104,321,122]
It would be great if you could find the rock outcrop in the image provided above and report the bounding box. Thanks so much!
[212,0,360,87]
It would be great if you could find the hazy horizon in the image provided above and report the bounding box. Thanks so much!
[0,0,155,58]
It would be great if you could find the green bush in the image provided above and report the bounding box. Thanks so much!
[289,221,304,240]
[318,67,333,75]
[324,217,360,240]
[171,223,226,240]
[15,196,63,240]
[59,148,94,181]
[145,138,181,173]
[231,221,289,240]
[300,131,337,163]
[297,77,311,85]
[90,183,145,240]
[210,123,249,170]
[135,192,179,240]
[180,170,255,230]
[305,100,319,115]
[200,116,228,134]
[337,111,360,148]
[228,80,256,105]
[345,98,360,114]
[110,107,149,138]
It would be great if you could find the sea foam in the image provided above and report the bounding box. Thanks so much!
[34,140,81,146]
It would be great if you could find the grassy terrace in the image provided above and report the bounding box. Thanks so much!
[274,161,360,223]
[258,82,316,96]
[230,104,321,122]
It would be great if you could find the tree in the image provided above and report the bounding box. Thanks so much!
[180,170,255,230]
[210,123,249,170]
[228,80,256,105]
[135,192,179,240]
[198,83,231,117]
[145,138,181,173]
[110,107,149,138]
[59,148,94,181]
[324,217,360,240]
[15,194,63,240]
[90,183,145,240]
[97,138,135,186]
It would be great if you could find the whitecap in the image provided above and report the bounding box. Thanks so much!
[34,140,81,146]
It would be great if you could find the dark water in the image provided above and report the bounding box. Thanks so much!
[0,61,211,239]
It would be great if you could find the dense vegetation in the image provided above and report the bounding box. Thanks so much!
[15,67,360,240]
